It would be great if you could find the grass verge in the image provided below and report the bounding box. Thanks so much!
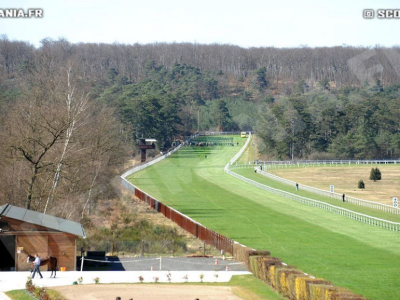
[5,290,36,300]
[6,289,66,300]
[228,275,285,300]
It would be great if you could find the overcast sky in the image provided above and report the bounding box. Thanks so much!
[0,0,399,48]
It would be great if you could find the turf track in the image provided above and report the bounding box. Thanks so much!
[127,137,400,299]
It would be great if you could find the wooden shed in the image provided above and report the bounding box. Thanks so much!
[0,204,85,272]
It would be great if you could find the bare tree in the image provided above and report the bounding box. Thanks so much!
[44,66,90,214]
[7,94,68,209]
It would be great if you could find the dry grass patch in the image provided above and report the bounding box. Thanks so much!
[269,165,400,204]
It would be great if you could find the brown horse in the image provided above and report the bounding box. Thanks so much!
[27,255,58,278]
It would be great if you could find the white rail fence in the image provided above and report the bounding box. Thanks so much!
[259,159,400,170]
[255,169,400,215]
[225,168,400,232]
[224,136,400,232]
[230,163,400,215]
[224,133,252,171]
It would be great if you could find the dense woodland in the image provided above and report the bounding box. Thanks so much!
[1,36,400,219]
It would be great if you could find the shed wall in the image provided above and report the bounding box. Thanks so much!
[17,235,48,271]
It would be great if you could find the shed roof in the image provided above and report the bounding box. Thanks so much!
[0,204,86,238]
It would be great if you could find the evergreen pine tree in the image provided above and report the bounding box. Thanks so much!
[358,179,365,189]
[370,168,377,181]
[375,167,382,180]
[369,167,382,181]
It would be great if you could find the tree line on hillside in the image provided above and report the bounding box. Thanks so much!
[1,37,400,219]
[1,36,400,92]
[256,82,400,160]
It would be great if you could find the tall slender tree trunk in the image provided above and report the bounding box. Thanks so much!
[43,67,88,214]
[26,165,39,209]
[81,162,101,218]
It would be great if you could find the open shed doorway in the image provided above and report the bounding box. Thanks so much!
[0,235,16,271]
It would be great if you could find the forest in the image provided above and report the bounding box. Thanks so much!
[0,36,400,219]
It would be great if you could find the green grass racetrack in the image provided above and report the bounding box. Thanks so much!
[127,137,400,299]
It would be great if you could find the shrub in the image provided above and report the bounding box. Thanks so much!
[233,244,254,263]
[295,276,315,300]
[93,277,100,284]
[26,276,33,289]
[244,250,271,270]
[276,268,304,298]
[25,276,53,300]
[262,257,282,284]
[358,179,365,189]
[376,168,382,180]
[34,286,42,298]
[269,265,277,287]
[287,272,308,299]
[138,275,144,283]
[370,167,382,181]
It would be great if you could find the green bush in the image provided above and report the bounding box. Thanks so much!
[369,167,382,181]
[358,179,365,189]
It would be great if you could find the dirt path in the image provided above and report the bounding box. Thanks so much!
[52,284,243,300]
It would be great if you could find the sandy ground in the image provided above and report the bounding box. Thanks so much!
[52,284,243,300]
[0,271,251,300]
[0,271,251,291]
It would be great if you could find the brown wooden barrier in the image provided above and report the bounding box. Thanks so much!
[126,183,235,255]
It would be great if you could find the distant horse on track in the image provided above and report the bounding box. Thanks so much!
[27,255,58,278]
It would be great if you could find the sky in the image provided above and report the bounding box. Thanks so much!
[0,0,399,48]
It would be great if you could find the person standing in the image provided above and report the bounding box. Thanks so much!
[296,183,299,191]
[342,194,345,202]
[32,253,43,279]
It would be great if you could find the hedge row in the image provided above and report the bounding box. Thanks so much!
[234,245,366,300]
[26,276,51,300]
